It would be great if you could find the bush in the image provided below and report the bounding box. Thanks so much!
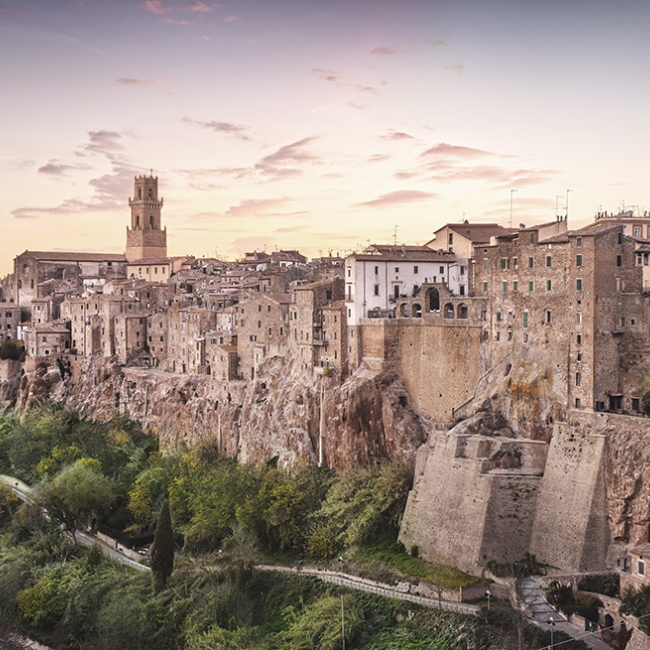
[0,340,23,361]
[578,573,619,597]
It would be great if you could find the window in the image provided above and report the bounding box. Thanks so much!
[546,256,552,268]
[439,266,445,274]
[374,266,379,275]
[395,267,399,273]
[576,237,582,247]
[459,285,466,295]
[577,312,582,324]
[637,253,643,266]
[575,398,581,409]
[576,278,583,291]
[638,560,645,576]
[621,317,626,327]
[577,352,582,361]
[545,310,552,323]
[460,266,465,275]
[634,226,642,237]
[448,233,453,245]
[523,311,529,328]
[529,233,535,244]
[503,281,508,297]
[577,334,582,344]
[617,255,622,266]
[507,330,513,341]
[483,281,488,293]
[546,279,552,291]
[500,258,510,270]
[576,254,582,267]
[528,281,534,292]
[576,372,581,386]
[618,232,623,244]
[483,258,488,270]
[413,265,419,274]
[347,268,351,277]
[496,311,502,322]
[513,281,518,292]
[374,284,380,296]
[632,398,640,411]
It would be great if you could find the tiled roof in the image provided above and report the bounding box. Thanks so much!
[18,250,126,262]
[437,223,514,243]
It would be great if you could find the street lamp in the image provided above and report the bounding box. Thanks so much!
[339,557,345,650]
[485,590,491,611]
[548,615,555,650]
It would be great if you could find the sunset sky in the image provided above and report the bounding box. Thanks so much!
[2,0,650,276]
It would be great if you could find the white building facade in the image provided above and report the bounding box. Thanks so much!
[344,245,461,325]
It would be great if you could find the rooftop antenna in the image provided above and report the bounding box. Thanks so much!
[393,225,399,246]
[556,195,562,218]
[510,189,517,228]
[566,189,572,219]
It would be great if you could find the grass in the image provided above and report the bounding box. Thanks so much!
[352,539,487,590]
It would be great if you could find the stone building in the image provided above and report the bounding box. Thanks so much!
[236,293,291,380]
[290,277,345,373]
[344,244,460,327]
[114,312,150,364]
[0,305,21,341]
[24,323,71,358]
[13,250,126,318]
[474,220,650,414]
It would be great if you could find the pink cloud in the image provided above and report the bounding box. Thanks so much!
[312,68,342,83]
[180,1,219,11]
[38,161,91,175]
[117,77,158,86]
[421,142,492,158]
[139,0,172,15]
[371,46,400,55]
[382,130,415,141]
[255,137,319,178]
[358,190,437,208]
[224,14,239,22]
[225,197,293,217]
[182,117,251,140]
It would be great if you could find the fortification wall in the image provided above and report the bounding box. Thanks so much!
[399,432,546,574]
[529,423,609,572]
[393,321,483,423]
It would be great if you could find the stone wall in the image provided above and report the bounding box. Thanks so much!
[399,430,547,574]
[529,423,609,572]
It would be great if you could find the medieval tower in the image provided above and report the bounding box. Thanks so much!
[126,175,167,263]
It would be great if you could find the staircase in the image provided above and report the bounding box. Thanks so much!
[518,577,612,650]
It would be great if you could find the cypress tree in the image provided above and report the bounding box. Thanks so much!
[150,498,174,592]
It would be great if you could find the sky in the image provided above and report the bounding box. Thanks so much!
[2,0,650,276]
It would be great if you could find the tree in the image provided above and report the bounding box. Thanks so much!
[36,458,114,544]
[150,499,174,592]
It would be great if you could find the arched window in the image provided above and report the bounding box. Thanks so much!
[138,188,142,199]
[444,303,455,319]
[148,188,153,199]
[411,304,422,318]
[457,303,468,319]
[150,215,154,228]
[428,287,440,312]
[399,303,409,317]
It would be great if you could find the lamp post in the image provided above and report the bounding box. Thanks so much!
[339,557,345,650]
[548,615,555,650]
[485,590,491,611]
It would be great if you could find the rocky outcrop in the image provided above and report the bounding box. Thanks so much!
[12,355,428,469]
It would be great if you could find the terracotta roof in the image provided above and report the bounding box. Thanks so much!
[17,250,126,262]
[351,249,456,263]
[127,257,172,265]
[435,223,514,243]
[540,233,570,244]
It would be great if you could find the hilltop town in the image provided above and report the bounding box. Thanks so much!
[2,175,650,611]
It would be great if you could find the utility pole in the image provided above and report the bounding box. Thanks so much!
[339,557,345,650]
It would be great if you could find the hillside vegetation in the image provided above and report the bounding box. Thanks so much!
[0,408,586,650]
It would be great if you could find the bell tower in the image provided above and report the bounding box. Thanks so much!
[126,174,167,262]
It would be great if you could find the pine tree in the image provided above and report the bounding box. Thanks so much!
[150,498,174,592]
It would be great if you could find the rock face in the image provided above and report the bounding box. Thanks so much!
[11,355,428,469]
